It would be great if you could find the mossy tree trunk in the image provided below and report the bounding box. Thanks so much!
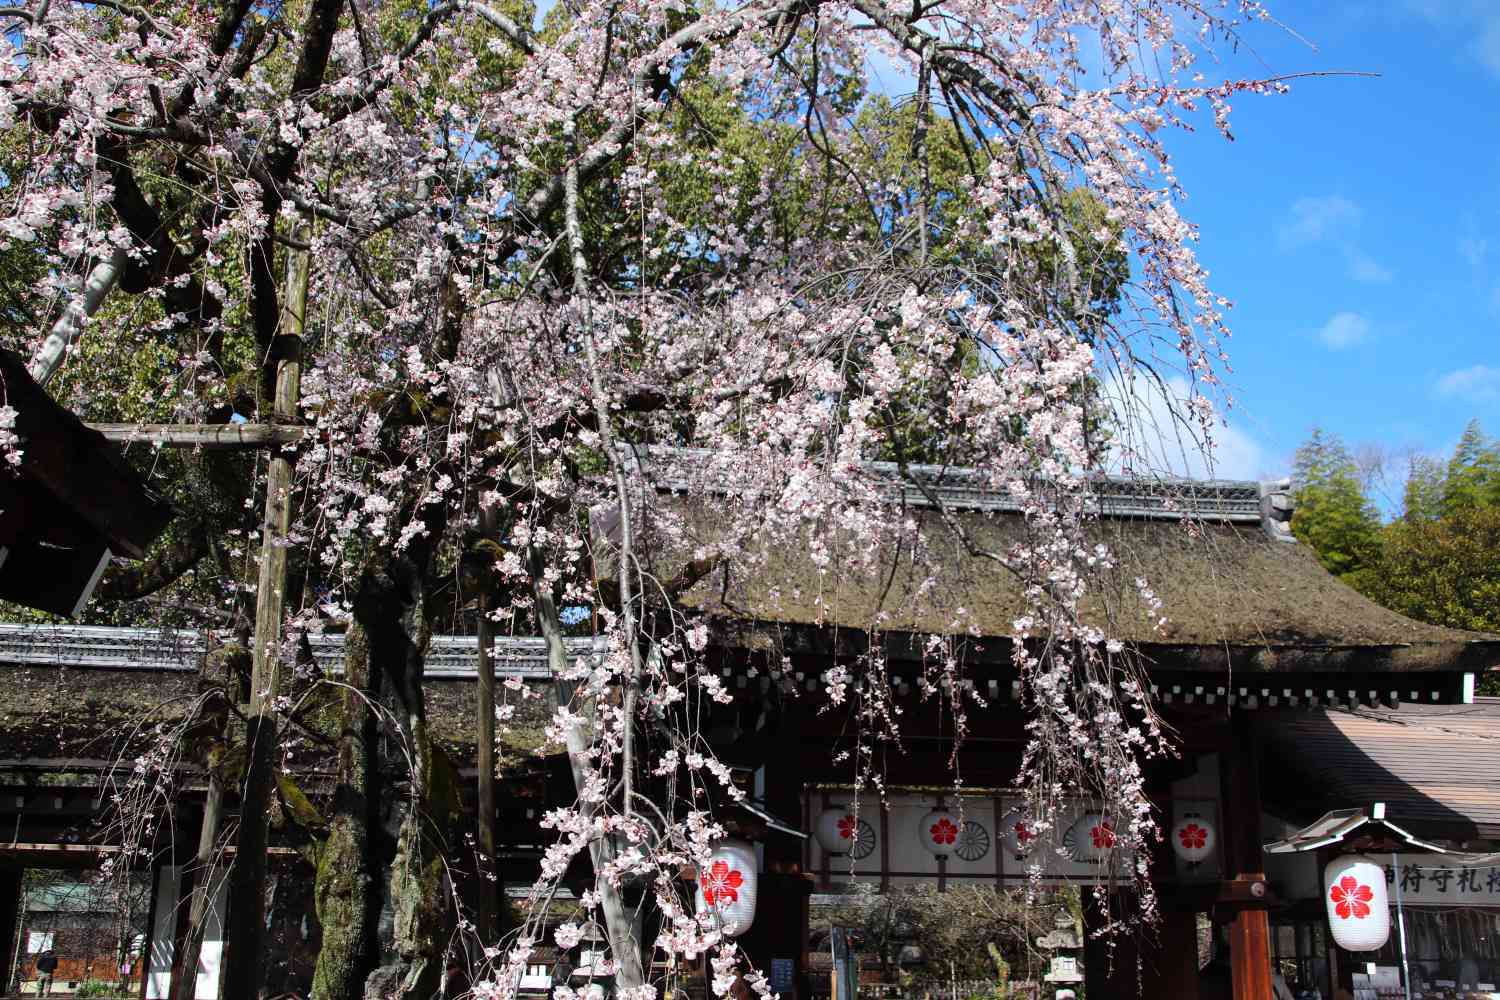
[310,544,460,1000]
[310,622,379,1000]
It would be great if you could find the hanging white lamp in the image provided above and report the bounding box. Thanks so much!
[695,839,758,937]
[918,804,960,859]
[1170,812,1216,867]
[815,807,854,855]
[999,807,1038,860]
[1064,813,1117,863]
[1324,855,1390,951]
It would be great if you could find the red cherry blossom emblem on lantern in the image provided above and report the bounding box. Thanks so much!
[930,817,959,845]
[837,815,857,840]
[1178,823,1208,850]
[1090,822,1115,850]
[1329,875,1374,919]
[701,860,744,905]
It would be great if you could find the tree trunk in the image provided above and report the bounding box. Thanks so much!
[529,547,647,990]
[476,506,499,945]
[222,229,309,1000]
[354,552,456,1000]
[310,622,380,1000]
[28,248,126,387]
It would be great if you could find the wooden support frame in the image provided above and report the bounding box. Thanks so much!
[87,423,305,449]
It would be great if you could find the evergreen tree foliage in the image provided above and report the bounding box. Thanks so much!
[1401,454,1446,524]
[1441,419,1500,516]
[1289,428,1382,581]
[1291,424,1500,691]
[1367,421,1500,640]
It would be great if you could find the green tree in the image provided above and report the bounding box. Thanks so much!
[1441,419,1500,516]
[1361,422,1500,638]
[1360,503,1500,635]
[1289,429,1383,581]
[1401,453,1446,524]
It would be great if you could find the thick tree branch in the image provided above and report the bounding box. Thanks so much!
[96,529,210,601]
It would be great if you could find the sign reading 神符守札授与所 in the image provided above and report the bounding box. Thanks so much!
[1380,855,1500,908]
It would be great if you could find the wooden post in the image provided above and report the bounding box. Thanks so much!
[170,758,226,1000]
[1220,713,1272,1000]
[1144,908,1203,1000]
[0,864,20,996]
[221,229,309,1000]
[475,506,499,944]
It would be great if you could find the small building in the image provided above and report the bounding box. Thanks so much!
[14,879,147,994]
[1259,697,1500,995]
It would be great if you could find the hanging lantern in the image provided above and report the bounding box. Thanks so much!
[1324,855,1390,951]
[998,807,1038,860]
[815,806,856,855]
[918,805,961,859]
[1170,812,1216,866]
[814,806,875,859]
[695,839,758,937]
[1063,813,1117,863]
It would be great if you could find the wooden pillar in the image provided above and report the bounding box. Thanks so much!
[1220,714,1272,1000]
[0,864,21,996]
[1143,907,1202,1000]
[1082,906,1140,996]
[754,744,814,1000]
[738,873,812,1000]
[145,865,182,1000]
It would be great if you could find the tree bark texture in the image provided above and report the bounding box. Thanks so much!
[310,622,379,1000]
[310,546,459,1000]
[476,506,499,945]
[356,552,459,1000]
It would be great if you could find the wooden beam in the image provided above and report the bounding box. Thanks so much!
[86,423,305,448]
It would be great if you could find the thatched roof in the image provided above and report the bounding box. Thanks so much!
[623,471,1499,674]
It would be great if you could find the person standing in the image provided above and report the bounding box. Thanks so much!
[35,948,58,996]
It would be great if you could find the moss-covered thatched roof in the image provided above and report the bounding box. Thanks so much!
[630,498,1499,672]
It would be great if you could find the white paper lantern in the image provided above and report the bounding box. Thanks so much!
[1324,855,1390,951]
[815,806,857,855]
[999,808,1038,860]
[1064,813,1117,863]
[918,806,961,858]
[1170,812,1216,866]
[695,839,758,937]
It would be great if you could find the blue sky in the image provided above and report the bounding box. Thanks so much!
[1153,2,1500,488]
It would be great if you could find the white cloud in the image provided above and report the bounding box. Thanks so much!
[1480,17,1500,77]
[1435,364,1500,403]
[1102,372,1269,481]
[1278,195,1361,249]
[1346,250,1393,284]
[1402,2,1500,80]
[1316,311,1371,349]
[1276,196,1392,284]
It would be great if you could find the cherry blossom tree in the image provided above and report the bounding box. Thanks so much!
[0,1,1298,998]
